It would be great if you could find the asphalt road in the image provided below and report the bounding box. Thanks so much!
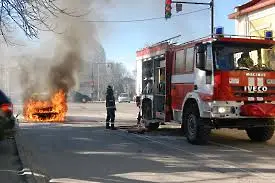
[13,102,275,183]
[0,136,26,183]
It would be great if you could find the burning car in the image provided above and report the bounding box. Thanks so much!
[23,90,68,122]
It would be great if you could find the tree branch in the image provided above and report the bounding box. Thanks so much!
[0,0,87,44]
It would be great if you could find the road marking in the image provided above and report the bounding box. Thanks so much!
[123,132,273,181]
[97,121,273,181]
[117,124,253,153]
[18,168,32,176]
[209,141,253,153]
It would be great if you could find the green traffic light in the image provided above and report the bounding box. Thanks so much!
[165,12,171,19]
[165,3,172,19]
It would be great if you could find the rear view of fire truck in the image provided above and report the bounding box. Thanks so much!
[135,37,176,131]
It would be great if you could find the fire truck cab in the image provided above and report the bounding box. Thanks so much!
[136,31,275,145]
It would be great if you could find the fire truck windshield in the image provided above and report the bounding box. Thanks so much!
[214,43,275,71]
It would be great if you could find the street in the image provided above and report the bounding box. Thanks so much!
[0,138,26,183]
[4,102,274,183]
[0,0,275,183]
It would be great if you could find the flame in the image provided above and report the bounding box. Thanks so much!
[23,90,68,122]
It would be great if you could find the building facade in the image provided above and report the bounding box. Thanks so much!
[228,0,275,66]
[228,0,275,37]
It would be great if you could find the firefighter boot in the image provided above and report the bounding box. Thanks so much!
[106,122,110,129]
[111,123,116,130]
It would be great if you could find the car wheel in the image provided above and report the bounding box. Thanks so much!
[82,98,87,103]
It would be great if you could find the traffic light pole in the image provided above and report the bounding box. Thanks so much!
[171,0,214,37]
[210,0,214,37]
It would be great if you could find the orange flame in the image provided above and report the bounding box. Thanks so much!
[23,90,68,122]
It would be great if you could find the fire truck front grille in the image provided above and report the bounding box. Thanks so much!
[234,93,270,97]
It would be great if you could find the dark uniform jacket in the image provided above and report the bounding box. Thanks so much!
[106,94,116,109]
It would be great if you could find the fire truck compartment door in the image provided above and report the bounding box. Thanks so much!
[136,59,143,96]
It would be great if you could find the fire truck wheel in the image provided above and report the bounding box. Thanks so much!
[246,120,274,142]
[184,103,211,145]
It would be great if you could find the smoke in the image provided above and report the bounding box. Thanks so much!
[48,12,88,96]
[19,0,109,101]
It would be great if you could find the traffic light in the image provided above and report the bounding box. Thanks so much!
[165,0,172,19]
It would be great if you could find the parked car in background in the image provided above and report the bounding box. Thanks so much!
[0,89,16,140]
[71,91,92,103]
[118,93,131,103]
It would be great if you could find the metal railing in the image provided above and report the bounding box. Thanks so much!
[216,34,275,40]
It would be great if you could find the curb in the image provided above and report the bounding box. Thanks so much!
[89,101,105,103]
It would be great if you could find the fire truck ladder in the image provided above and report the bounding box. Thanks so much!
[150,34,181,47]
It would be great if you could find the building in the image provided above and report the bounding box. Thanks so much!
[228,0,275,36]
[77,41,108,100]
[228,0,275,66]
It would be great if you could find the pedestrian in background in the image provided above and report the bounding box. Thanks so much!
[105,85,116,130]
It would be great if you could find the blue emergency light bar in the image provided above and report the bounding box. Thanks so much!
[265,30,273,40]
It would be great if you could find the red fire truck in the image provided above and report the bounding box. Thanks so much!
[135,30,275,145]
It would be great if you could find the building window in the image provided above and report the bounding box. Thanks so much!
[186,47,194,72]
[175,50,185,74]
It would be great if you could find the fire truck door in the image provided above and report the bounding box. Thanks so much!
[154,59,166,119]
[195,44,213,95]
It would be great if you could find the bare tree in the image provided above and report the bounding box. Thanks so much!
[105,62,134,97]
[0,0,88,44]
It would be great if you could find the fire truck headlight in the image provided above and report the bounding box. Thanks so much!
[212,106,231,114]
[218,107,226,113]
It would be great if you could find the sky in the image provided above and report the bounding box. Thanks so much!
[93,0,249,73]
[5,0,249,73]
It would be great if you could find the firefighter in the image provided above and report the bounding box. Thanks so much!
[238,52,254,68]
[105,85,116,130]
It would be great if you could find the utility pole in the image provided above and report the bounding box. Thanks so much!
[92,62,114,101]
[97,63,100,101]
[210,0,214,37]
[167,0,214,37]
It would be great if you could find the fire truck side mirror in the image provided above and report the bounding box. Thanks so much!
[196,45,206,70]
[196,52,205,69]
